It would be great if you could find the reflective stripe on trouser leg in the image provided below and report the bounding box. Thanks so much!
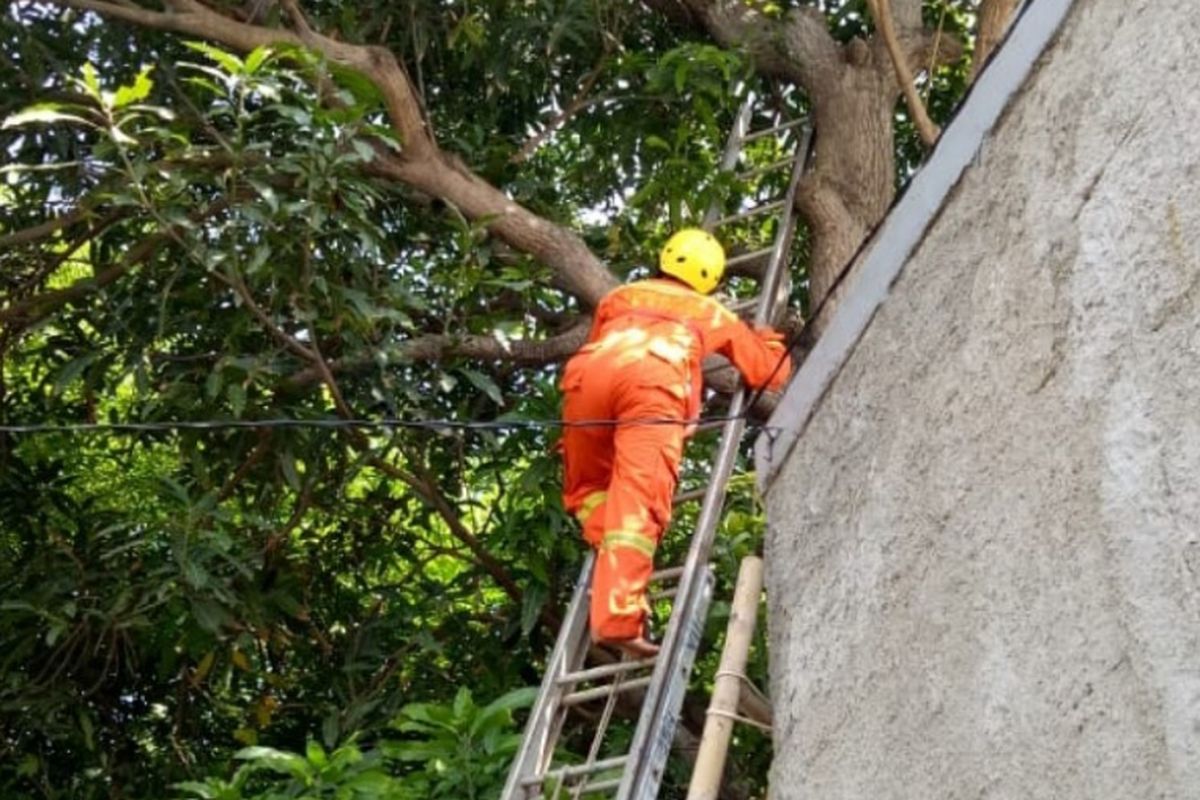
[591,525,658,641]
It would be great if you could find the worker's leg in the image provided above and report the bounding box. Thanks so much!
[589,383,686,645]
[560,366,615,545]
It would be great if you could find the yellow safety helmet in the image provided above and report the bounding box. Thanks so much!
[659,228,725,294]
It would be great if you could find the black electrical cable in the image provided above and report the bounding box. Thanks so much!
[0,413,780,436]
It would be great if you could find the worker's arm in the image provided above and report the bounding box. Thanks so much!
[702,300,792,392]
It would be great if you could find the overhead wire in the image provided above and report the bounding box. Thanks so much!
[0,413,781,436]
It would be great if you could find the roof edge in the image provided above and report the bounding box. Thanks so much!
[755,0,1077,493]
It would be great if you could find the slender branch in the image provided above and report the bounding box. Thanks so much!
[0,198,231,333]
[217,430,273,501]
[369,452,536,608]
[0,208,90,249]
[510,56,610,165]
[868,0,939,147]
[10,209,129,299]
[282,322,590,390]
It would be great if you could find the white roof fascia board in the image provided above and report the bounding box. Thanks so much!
[755,0,1077,493]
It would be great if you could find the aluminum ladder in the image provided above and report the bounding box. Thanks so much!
[501,90,811,800]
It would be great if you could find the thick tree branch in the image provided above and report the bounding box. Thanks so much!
[671,0,839,93]
[48,0,619,307]
[369,153,619,304]
[282,322,591,390]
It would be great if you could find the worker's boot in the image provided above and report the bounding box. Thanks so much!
[595,625,660,659]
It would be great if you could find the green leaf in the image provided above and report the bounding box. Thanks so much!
[226,383,246,418]
[280,452,302,492]
[80,62,101,99]
[350,139,376,164]
[113,66,154,109]
[344,771,397,792]
[644,135,671,152]
[461,368,503,406]
[191,598,231,634]
[52,353,99,396]
[183,41,245,76]
[171,782,217,799]
[244,45,274,75]
[452,687,473,719]
[16,755,39,778]
[235,746,311,779]
[78,709,95,751]
[305,740,327,768]
[2,106,94,130]
[321,712,340,749]
[519,583,545,636]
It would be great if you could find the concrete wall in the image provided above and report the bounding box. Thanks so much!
[764,2,1200,798]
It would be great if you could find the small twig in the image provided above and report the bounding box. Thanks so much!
[217,430,273,501]
[924,1,949,103]
[868,0,940,147]
[210,269,319,362]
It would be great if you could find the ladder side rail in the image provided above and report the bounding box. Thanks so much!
[617,404,748,800]
[627,567,716,800]
[618,119,812,800]
[702,94,756,229]
[759,124,812,328]
[502,554,596,800]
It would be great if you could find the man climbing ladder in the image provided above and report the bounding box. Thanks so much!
[559,228,791,658]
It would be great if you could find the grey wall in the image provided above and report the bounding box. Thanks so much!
[764,2,1200,798]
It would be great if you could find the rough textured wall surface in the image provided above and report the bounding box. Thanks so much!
[765,2,1200,798]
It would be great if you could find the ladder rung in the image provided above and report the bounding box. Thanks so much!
[557,657,656,686]
[709,200,786,229]
[575,777,621,794]
[562,676,652,707]
[525,755,629,786]
[650,566,686,583]
[650,586,678,601]
[736,156,798,181]
[673,487,706,505]
[726,247,774,267]
[743,118,806,142]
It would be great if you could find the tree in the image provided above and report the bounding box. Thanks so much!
[0,1,1016,796]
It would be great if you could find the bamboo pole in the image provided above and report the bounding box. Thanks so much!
[686,556,766,800]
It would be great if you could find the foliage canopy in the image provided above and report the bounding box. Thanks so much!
[1,0,986,796]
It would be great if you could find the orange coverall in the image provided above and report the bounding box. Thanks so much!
[560,278,792,642]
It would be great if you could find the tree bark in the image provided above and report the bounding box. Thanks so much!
[973,0,1020,80]
[657,0,961,313]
